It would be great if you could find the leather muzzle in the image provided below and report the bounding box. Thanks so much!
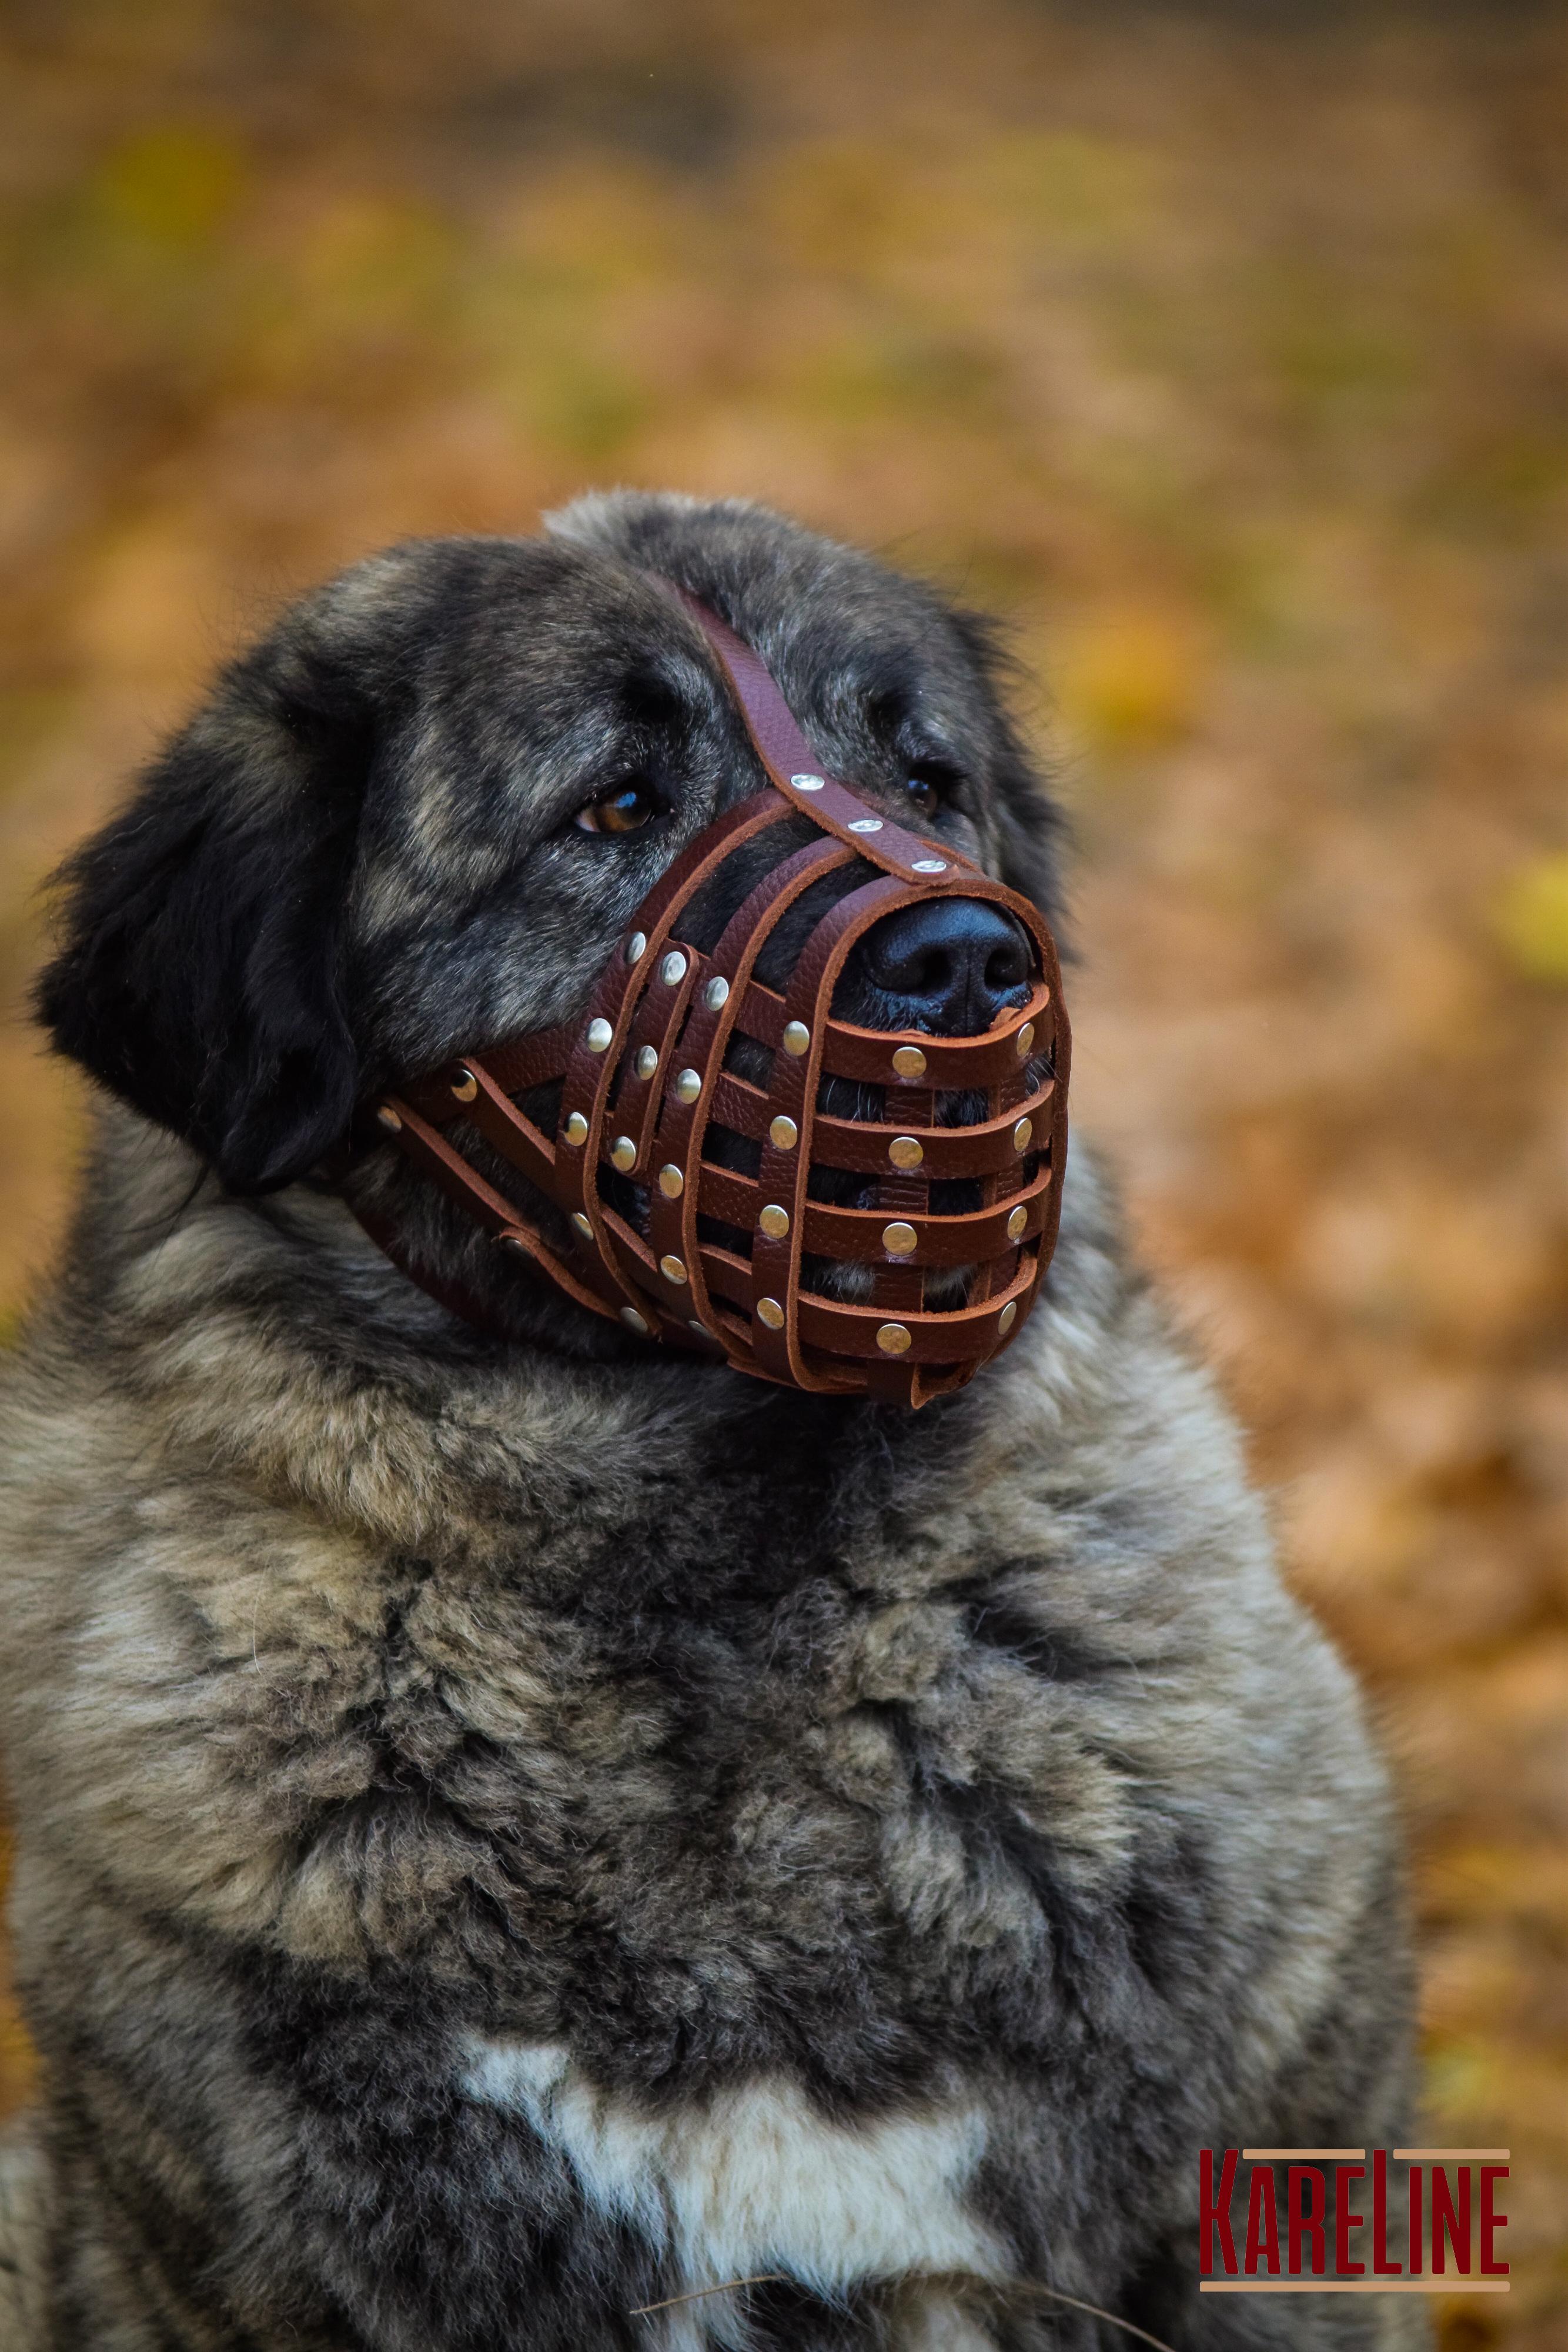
[354,588,1069,1406]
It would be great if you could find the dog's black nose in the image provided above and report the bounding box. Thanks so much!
[851,897,1032,1036]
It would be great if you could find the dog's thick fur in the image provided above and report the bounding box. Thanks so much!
[0,495,1422,2348]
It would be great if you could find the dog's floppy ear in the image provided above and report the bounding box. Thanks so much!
[37,637,375,1195]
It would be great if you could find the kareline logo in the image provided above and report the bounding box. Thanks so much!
[1198,2147,1509,2295]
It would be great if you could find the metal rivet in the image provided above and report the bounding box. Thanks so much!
[783,1020,811,1056]
[660,950,688,986]
[1014,1020,1036,1058]
[882,1221,918,1257]
[1007,1205,1029,1241]
[376,1103,403,1132]
[571,1212,593,1240]
[769,1114,798,1150]
[674,1067,703,1104]
[659,1254,688,1285]
[848,817,884,833]
[620,1306,650,1336]
[791,773,826,791]
[634,1044,659,1081]
[877,1322,912,1355]
[912,858,948,874]
[997,1300,1018,1336]
[626,931,647,965]
[562,1111,589,1146]
[449,1067,478,1104]
[688,1318,708,1335]
[758,1203,790,1240]
[755,1296,785,1330]
[658,1164,684,1199]
[891,1045,927,1080]
[888,1135,923,1171]
[1012,1117,1034,1154]
[705,977,730,1012]
[586,1017,614,1054]
[499,1233,528,1257]
[610,1135,638,1172]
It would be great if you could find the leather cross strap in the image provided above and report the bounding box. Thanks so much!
[346,583,1070,1406]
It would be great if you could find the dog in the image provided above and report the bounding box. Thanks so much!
[0,492,1423,2348]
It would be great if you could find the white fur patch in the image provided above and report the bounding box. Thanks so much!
[462,2040,1008,2314]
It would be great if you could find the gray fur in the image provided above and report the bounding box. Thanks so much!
[0,495,1423,2348]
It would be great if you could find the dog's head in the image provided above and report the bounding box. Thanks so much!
[39,493,1065,1369]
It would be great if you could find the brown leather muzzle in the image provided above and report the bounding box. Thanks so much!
[355,589,1069,1406]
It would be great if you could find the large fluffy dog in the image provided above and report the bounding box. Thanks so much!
[0,495,1420,2348]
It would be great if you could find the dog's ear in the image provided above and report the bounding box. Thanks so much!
[37,637,376,1195]
[944,604,1066,925]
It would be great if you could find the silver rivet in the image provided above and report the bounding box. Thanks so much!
[586,1017,614,1054]
[1012,1117,1034,1154]
[659,1254,688,1285]
[912,858,948,874]
[791,773,826,791]
[620,1306,650,1336]
[769,1114,798,1150]
[848,817,884,833]
[755,1296,785,1331]
[688,1318,708,1335]
[783,1020,811,1056]
[610,1135,638,1172]
[877,1322,912,1356]
[674,1067,703,1104]
[626,931,647,965]
[1007,1205,1029,1241]
[450,1067,478,1103]
[758,1204,790,1240]
[562,1111,589,1146]
[882,1221,918,1257]
[888,1135,923,1171]
[634,1045,659,1081]
[571,1212,594,1240]
[705,977,730,1012]
[658,1164,684,1199]
[1014,1020,1036,1058]
[660,950,688,986]
[997,1300,1018,1336]
[376,1103,403,1132]
[498,1233,528,1257]
[891,1045,927,1080]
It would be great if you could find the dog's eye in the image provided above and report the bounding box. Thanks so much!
[905,768,953,818]
[574,781,662,836]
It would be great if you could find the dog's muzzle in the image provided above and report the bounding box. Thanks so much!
[354,589,1069,1406]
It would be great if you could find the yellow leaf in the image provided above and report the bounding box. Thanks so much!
[1493,852,1568,985]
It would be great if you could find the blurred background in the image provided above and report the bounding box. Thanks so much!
[0,1,1564,2341]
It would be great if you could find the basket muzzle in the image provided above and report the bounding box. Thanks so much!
[357,588,1069,1406]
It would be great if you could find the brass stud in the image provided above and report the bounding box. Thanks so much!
[888,1135,923,1171]
[1007,1204,1029,1241]
[1014,1020,1036,1058]
[674,1067,703,1105]
[848,817,884,834]
[376,1103,403,1132]
[882,1221,918,1257]
[755,1296,785,1331]
[704,977,730,1012]
[634,1045,659,1081]
[769,1114,799,1150]
[660,950,688,986]
[791,773,826,791]
[783,1020,811,1056]
[450,1067,479,1103]
[659,1253,688,1285]
[658,1164,684,1199]
[571,1212,594,1240]
[586,1017,614,1054]
[997,1299,1018,1336]
[891,1045,927,1080]
[610,1135,638,1172]
[562,1111,589,1147]
[1012,1117,1034,1154]
[876,1322,912,1355]
[912,858,948,874]
[620,1305,651,1336]
[626,931,647,965]
[758,1204,790,1240]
